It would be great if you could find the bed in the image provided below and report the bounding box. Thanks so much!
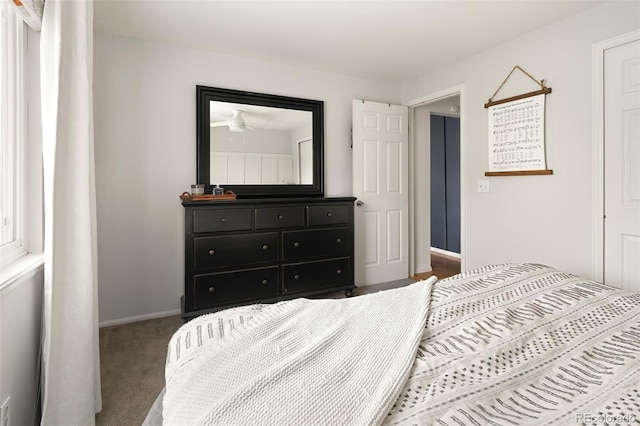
[144,263,640,425]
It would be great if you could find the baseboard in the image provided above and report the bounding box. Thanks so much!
[99,308,182,328]
[414,264,433,275]
[430,247,461,259]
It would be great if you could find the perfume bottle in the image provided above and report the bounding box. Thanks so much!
[213,185,224,195]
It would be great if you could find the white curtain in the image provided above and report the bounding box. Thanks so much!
[40,0,102,424]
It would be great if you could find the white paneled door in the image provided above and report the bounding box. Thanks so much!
[298,139,313,184]
[604,37,640,291]
[352,100,409,286]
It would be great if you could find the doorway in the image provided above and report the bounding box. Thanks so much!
[406,86,465,277]
[351,87,466,283]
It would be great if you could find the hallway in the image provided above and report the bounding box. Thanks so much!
[413,251,461,281]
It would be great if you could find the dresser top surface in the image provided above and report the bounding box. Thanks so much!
[181,196,356,208]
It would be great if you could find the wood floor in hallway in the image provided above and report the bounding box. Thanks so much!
[413,251,461,281]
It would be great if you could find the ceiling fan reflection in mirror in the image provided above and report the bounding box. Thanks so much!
[210,109,268,132]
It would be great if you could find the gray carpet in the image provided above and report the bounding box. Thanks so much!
[95,315,183,426]
[95,278,420,425]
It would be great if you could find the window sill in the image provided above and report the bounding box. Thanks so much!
[0,252,45,292]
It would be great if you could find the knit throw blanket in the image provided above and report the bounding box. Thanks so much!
[163,276,436,426]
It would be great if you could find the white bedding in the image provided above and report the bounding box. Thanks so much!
[162,276,436,425]
[150,264,640,425]
[384,263,640,425]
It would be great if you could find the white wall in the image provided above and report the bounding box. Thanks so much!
[94,2,640,324]
[0,268,43,426]
[402,1,640,279]
[93,34,400,324]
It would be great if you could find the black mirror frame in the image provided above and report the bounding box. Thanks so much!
[196,86,324,198]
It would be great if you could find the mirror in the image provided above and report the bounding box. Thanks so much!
[197,86,324,197]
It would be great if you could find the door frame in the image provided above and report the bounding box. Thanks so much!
[404,83,467,275]
[591,29,640,283]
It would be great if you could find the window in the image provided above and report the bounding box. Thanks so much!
[0,2,27,266]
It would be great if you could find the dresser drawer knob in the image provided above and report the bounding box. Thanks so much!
[262,244,269,251]
[278,214,284,220]
[294,242,300,248]
[336,269,342,275]
[336,238,342,244]
[327,212,333,217]
[208,286,215,293]
[220,217,227,223]
[294,274,300,281]
[261,279,268,285]
[208,249,215,256]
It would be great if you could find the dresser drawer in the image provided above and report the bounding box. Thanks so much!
[282,227,350,261]
[194,267,279,309]
[308,204,351,225]
[282,257,351,294]
[193,208,252,233]
[194,232,278,270]
[255,206,305,229]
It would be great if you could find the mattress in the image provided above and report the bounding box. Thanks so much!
[147,263,640,425]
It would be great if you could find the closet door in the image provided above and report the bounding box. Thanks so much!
[430,115,447,250]
[430,115,460,253]
[604,37,640,290]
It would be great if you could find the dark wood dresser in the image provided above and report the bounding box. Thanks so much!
[181,197,357,320]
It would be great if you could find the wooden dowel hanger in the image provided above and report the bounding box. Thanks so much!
[484,65,551,108]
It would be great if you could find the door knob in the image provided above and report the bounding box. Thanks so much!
[356,200,364,206]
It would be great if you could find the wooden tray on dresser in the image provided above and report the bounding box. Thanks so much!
[179,191,236,201]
